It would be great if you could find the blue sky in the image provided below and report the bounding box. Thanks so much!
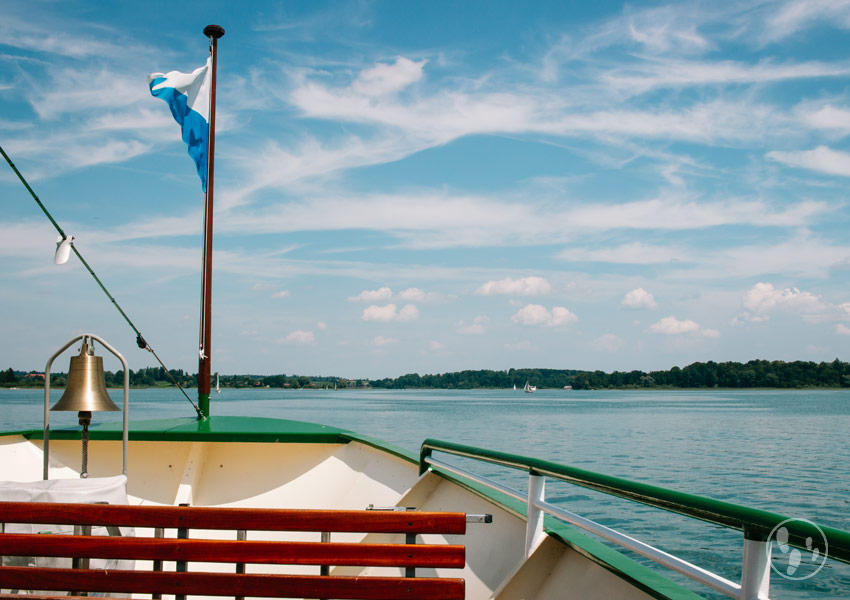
[2,0,850,379]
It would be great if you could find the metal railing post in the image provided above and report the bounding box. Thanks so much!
[740,535,771,600]
[152,527,164,600]
[526,473,546,557]
[320,531,330,576]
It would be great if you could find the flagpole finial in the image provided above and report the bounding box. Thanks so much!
[204,24,225,40]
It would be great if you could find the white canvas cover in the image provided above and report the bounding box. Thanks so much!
[0,475,134,596]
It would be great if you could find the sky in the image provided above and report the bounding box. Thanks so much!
[2,0,850,380]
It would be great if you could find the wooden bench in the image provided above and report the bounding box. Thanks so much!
[0,502,467,600]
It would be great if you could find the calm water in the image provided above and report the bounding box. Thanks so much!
[2,387,848,599]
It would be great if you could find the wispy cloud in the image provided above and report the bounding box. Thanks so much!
[768,145,850,177]
[283,329,316,344]
[760,0,850,44]
[592,333,625,352]
[348,287,393,302]
[457,316,489,335]
[372,335,397,346]
[602,59,850,94]
[559,243,684,265]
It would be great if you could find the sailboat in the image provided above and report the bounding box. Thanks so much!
[0,24,847,600]
[524,380,536,393]
[215,371,221,394]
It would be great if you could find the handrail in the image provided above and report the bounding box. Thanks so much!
[419,438,850,565]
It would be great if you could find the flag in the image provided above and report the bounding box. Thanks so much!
[148,59,211,192]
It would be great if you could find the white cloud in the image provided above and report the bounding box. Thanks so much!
[628,17,709,55]
[742,282,830,321]
[565,196,825,231]
[272,290,291,299]
[559,243,683,264]
[316,321,328,331]
[476,276,551,296]
[592,333,624,352]
[603,59,850,93]
[836,324,850,336]
[767,145,850,177]
[348,287,393,302]
[361,304,398,322]
[732,311,770,325]
[512,304,578,327]
[505,340,536,351]
[397,304,420,321]
[650,316,700,335]
[700,328,721,338]
[803,104,850,134]
[622,288,658,309]
[283,330,315,344]
[372,335,397,346]
[360,303,419,322]
[352,57,426,96]
[398,287,425,301]
[428,340,445,351]
[457,316,489,335]
[761,0,850,43]
[398,287,441,302]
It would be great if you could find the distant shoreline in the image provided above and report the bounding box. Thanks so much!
[4,384,846,392]
[4,358,848,391]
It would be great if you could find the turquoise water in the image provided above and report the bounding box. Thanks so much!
[1,387,848,599]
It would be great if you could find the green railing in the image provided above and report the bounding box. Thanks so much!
[419,438,850,598]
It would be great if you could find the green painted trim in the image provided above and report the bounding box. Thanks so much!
[338,432,420,463]
[335,429,696,598]
[543,522,705,600]
[419,438,850,565]
[418,457,703,600]
[26,416,353,444]
[8,418,712,599]
[198,393,210,419]
[5,416,821,600]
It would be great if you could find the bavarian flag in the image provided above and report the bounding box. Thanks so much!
[148,59,211,192]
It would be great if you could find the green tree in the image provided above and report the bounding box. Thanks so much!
[0,368,16,384]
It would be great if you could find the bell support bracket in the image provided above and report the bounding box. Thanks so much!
[43,333,129,480]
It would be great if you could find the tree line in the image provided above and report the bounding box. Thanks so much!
[370,360,850,389]
[3,359,849,390]
[0,367,350,390]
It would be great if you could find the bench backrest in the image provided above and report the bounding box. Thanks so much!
[0,502,467,600]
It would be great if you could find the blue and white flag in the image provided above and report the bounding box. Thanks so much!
[148,59,211,192]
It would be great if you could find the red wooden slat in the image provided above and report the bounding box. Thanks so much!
[0,534,465,568]
[0,567,465,600]
[0,502,466,534]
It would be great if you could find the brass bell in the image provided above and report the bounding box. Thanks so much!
[51,339,120,414]
[51,338,119,478]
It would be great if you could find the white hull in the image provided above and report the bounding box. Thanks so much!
[0,421,672,600]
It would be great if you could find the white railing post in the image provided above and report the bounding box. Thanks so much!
[525,473,546,556]
[740,536,771,600]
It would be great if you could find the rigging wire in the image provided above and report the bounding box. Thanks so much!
[1,144,203,418]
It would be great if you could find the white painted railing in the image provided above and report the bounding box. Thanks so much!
[424,455,771,600]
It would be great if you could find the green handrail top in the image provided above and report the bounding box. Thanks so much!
[419,438,850,565]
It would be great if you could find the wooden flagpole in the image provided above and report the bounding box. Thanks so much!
[198,24,224,419]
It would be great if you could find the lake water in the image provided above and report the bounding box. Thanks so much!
[1,387,848,599]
